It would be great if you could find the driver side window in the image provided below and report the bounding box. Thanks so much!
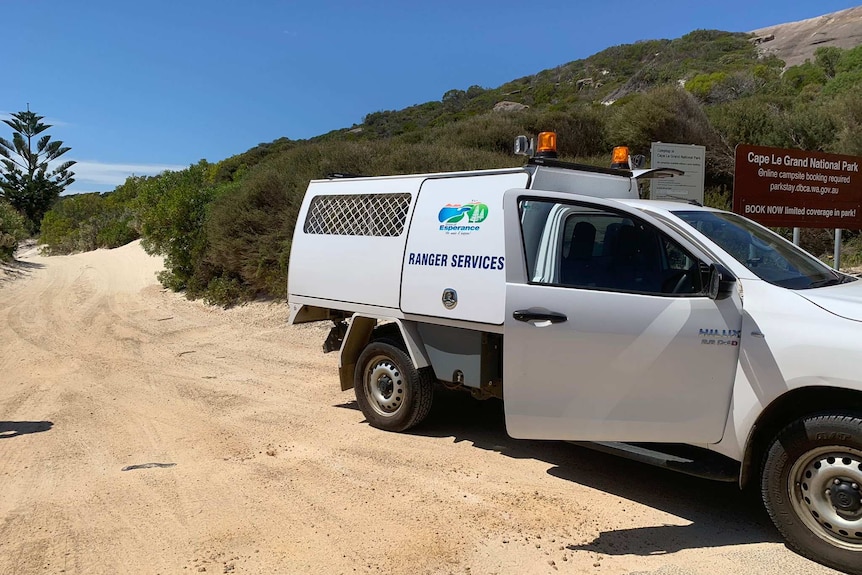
[520,200,703,295]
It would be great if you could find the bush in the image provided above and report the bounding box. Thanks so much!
[774,104,838,151]
[708,96,784,148]
[839,233,862,268]
[39,176,144,255]
[783,62,828,90]
[205,166,295,300]
[134,161,223,295]
[704,186,731,210]
[202,276,250,308]
[0,200,28,261]
[833,86,862,154]
[608,87,718,155]
[687,72,728,100]
[199,139,519,305]
[531,108,608,158]
[39,193,105,254]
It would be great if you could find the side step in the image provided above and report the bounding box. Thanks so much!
[570,441,740,482]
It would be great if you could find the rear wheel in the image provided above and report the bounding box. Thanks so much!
[761,413,862,574]
[354,341,433,432]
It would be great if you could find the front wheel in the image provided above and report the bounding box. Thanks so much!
[354,341,434,432]
[761,413,862,574]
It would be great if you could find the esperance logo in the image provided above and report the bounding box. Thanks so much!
[438,202,489,234]
[438,202,489,224]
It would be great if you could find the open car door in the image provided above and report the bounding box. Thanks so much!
[502,190,742,443]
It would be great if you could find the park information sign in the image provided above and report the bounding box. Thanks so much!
[733,144,862,228]
[650,142,706,204]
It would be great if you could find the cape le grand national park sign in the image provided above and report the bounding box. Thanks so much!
[734,144,862,229]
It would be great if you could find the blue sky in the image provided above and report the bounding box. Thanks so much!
[3,0,860,194]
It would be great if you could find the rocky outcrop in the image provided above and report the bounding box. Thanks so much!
[751,6,862,67]
[493,101,529,112]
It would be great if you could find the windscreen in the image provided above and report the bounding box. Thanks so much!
[674,210,852,290]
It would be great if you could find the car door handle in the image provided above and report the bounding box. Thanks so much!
[513,309,568,324]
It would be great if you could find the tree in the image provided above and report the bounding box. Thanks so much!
[442,89,467,112]
[0,109,76,231]
[814,46,842,78]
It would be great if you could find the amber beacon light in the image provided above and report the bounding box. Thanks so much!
[535,132,558,158]
[611,146,631,169]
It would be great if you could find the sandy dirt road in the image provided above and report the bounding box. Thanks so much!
[0,242,843,575]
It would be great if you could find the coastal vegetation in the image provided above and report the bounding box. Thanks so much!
[29,32,862,303]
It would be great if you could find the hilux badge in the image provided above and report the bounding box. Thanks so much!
[699,328,741,346]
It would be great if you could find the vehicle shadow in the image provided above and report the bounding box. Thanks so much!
[394,389,782,555]
[333,401,362,412]
[0,421,54,438]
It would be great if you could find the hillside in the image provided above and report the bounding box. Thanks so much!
[752,5,862,67]
[30,6,862,305]
[311,29,769,143]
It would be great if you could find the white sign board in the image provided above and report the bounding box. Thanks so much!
[650,142,706,204]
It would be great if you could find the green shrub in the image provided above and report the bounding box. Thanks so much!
[687,72,728,99]
[783,62,828,90]
[205,166,295,301]
[824,70,862,96]
[608,87,718,154]
[198,139,519,306]
[832,86,862,155]
[134,161,223,295]
[532,108,608,158]
[97,215,139,248]
[39,176,143,255]
[202,276,251,308]
[0,200,28,261]
[836,45,862,75]
[839,233,862,268]
[703,187,732,210]
[39,193,104,253]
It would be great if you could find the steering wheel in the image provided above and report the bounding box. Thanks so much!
[665,264,699,294]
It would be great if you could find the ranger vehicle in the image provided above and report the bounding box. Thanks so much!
[288,133,862,574]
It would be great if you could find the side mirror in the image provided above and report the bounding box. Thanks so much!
[708,263,736,300]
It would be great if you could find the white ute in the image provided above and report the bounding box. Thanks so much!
[287,133,862,574]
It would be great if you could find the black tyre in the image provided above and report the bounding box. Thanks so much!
[353,341,434,432]
[761,413,862,574]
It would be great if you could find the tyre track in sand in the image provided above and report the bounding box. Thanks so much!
[0,241,844,575]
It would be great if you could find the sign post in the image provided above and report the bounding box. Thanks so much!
[734,144,862,269]
[650,142,706,204]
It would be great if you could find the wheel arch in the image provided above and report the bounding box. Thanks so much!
[337,315,430,391]
[740,386,862,488]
